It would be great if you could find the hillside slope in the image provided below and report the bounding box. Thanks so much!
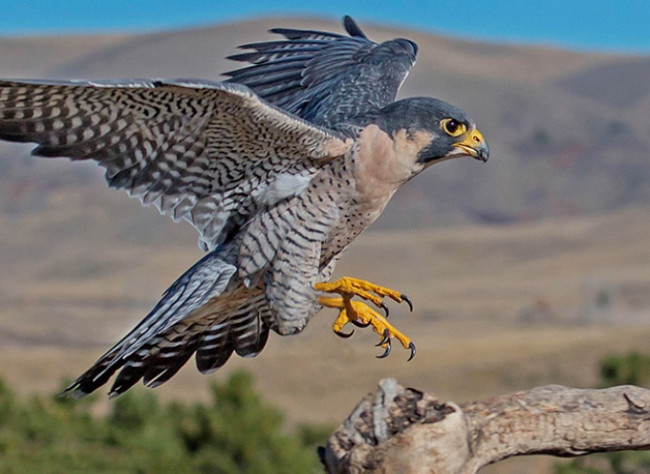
[0,17,649,229]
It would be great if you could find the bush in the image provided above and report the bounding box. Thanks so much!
[0,370,326,473]
[600,352,650,387]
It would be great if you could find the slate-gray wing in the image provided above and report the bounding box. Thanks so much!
[224,15,418,128]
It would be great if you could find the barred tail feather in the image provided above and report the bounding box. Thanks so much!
[195,293,271,374]
[62,249,238,397]
[102,295,272,397]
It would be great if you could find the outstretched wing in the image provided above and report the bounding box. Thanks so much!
[0,79,350,250]
[224,16,417,128]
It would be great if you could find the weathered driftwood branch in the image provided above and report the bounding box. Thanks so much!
[321,378,650,473]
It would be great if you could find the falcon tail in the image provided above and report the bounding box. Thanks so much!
[63,249,269,398]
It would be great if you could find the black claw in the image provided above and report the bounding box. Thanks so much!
[352,319,370,328]
[375,328,390,347]
[407,341,417,362]
[380,302,389,318]
[376,340,392,359]
[334,328,354,338]
[401,294,414,312]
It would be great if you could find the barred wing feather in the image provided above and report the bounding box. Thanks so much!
[0,79,350,250]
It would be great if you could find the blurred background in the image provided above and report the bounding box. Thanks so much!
[0,1,649,472]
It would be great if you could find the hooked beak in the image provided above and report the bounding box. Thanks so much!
[453,128,489,162]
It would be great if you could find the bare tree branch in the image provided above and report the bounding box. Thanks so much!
[321,378,650,473]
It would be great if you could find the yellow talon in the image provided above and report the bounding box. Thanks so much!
[315,277,416,360]
[314,276,410,307]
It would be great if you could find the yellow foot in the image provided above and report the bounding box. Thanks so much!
[315,277,416,361]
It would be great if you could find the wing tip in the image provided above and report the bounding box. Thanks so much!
[60,381,93,399]
[343,15,367,38]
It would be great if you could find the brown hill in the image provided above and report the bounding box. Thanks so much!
[1,17,649,228]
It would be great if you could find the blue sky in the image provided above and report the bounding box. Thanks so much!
[1,0,649,54]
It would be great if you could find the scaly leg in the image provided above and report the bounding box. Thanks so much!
[315,277,416,361]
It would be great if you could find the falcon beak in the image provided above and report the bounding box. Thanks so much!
[453,129,489,162]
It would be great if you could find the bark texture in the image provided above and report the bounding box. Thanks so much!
[322,378,650,473]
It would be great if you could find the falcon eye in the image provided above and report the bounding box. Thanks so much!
[441,118,467,137]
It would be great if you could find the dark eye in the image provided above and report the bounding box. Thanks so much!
[442,118,466,137]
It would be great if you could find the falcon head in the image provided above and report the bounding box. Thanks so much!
[382,97,489,165]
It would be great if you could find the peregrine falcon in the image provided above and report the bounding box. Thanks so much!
[0,16,489,396]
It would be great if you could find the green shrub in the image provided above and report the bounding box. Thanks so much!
[600,352,650,387]
[0,370,325,473]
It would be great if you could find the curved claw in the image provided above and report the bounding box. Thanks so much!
[334,328,355,338]
[380,302,389,318]
[352,319,370,328]
[376,340,392,359]
[407,341,417,361]
[375,328,390,347]
[401,294,414,312]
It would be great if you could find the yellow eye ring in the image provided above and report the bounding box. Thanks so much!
[441,118,467,137]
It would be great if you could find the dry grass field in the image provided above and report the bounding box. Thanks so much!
[2,203,649,414]
[2,203,650,472]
